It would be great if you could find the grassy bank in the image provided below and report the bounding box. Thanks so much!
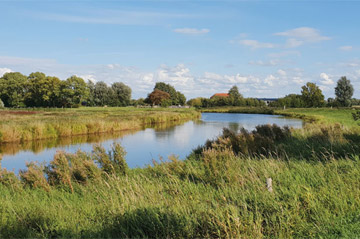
[201,107,275,115]
[0,107,200,143]
[201,106,359,128]
[275,108,359,128]
[1,107,360,238]
[1,124,360,238]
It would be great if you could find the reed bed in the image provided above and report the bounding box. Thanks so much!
[1,108,359,238]
[0,107,200,143]
[1,121,360,238]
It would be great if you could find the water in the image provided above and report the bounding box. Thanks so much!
[0,113,303,172]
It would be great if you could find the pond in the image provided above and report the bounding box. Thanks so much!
[0,113,303,173]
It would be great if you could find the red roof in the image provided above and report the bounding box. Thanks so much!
[211,93,229,98]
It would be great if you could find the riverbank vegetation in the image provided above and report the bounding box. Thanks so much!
[0,107,200,143]
[1,117,360,237]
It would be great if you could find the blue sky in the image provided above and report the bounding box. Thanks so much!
[1,0,360,99]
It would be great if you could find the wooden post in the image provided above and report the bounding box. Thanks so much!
[266,178,273,193]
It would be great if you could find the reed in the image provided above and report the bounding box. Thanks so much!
[0,107,200,143]
[1,107,359,238]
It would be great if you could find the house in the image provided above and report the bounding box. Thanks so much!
[210,93,229,99]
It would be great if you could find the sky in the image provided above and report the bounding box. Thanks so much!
[1,0,360,99]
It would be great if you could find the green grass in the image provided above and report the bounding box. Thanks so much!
[201,106,359,128]
[0,107,200,143]
[1,106,360,238]
[1,147,360,238]
[275,108,359,128]
[201,106,275,115]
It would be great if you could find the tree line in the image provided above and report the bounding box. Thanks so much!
[270,77,357,108]
[187,86,266,108]
[0,71,357,109]
[0,72,131,108]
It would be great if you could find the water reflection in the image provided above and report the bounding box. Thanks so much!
[1,113,303,172]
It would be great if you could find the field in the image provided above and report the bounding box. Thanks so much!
[276,108,360,128]
[0,107,200,143]
[1,107,360,238]
[202,106,359,128]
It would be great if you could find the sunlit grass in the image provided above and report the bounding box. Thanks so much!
[1,107,360,237]
[0,107,200,143]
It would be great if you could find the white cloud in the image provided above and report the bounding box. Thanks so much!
[292,77,304,85]
[78,74,97,83]
[268,51,301,58]
[275,27,330,42]
[285,38,304,48]
[274,27,330,48]
[249,59,280,66]
[237,39,276,49]
[339,46,353,51]
[0,68,13,77]
[277,69,287,76]
[173,28,210,35]
[264,75,276,86]
[341,59,360,67]
[320,73,334,85]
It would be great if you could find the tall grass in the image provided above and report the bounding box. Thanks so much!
[0,107,200,143]
[1,108,360,237]
[1,122,360,237]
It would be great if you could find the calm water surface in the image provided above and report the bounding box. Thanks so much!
[1,113,303,172]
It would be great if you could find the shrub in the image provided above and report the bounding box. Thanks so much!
[200,124,291,157]
[19,162,50,191]
[45,150,101,192]
[93,143,128,176]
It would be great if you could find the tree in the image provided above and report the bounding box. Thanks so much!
[301,82,325,107]
[187,97,203,108]
[148,89,170,105]
[111,82,132,106]
[25,72,61,107]
[154,82,186,105]
[335,76,354,107]
[0,72,27,107]
[228,85,243,106]
[0,98,4,108]
[93,81,111,106]
[86,81,96,106]
[60,76,89,107]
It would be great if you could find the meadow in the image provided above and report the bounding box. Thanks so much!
[0,107,200,143]
[1,107,360,238]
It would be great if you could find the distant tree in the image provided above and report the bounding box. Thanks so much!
[148,89,170,105]
[177,91,186,105]
[87,81,96,106]
[335,76,354,107]
[187,97,203,108]
[210,96,230,107]
[301,82,325,107]
[228,85,243,106]
[25,72,61,107]
[229,85,242,98]
[0,72,27,107]
[273,94,305,108]
[111,82,132,106]
[93,81,111,106]
[60,76,89,107]
[154,82,186,105]
[132,98,145,106]
[351,98,360,106]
